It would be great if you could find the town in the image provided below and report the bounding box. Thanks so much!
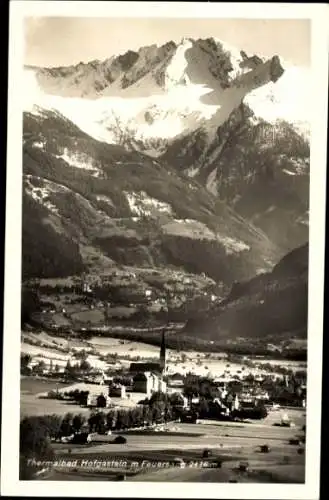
[20,329,307,482]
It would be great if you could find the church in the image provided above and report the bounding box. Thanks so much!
[129,330,166,375]
[129,330,167,396]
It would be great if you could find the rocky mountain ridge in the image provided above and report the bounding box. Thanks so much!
[21,37,309,344]
[25,37,309,255]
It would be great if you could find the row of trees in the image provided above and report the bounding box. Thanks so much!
[20,393,178,479]
[20,354,93,378]
[183,375,221,401]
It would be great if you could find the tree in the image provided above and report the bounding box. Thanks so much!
[245,373,255,384]
[72,414,86,433]
[20,416,55,479]
[74,349,88,361]
[21,287,40,327]
[142,405,152,426]
[21,354,32,375]
[59,413,74,437]
[149,391,169,406]
[80,359,91,372]
[33,360,46,375]
[106,410,116,430]
[164,403,173,422]
[64,359,77,379]
[198,397,210,417]
[96,395,107,408]
[41,415,62,437]
[107,111,135,147]
[151,401,166,424]
[89,411,106,434]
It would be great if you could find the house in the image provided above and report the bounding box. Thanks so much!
[170,392,188,409]
[109,384,126,399]
[213,378,228,388]
[132,372,167,397]
[213,398,230,416]
[130,362,163,374]
[133,372,156,396]
[239,392,255,404]
[158,378,167,393]
[87,390,112,408]
[254,390,269,401]
[167,385,184,395]
[232,394,240,411]
[83,283,92,293]
[30,358,66,375]
[167,372,185,388]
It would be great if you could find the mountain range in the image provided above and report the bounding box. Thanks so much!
[21,37,309,345]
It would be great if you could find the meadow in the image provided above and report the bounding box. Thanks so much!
[45,417,306,483]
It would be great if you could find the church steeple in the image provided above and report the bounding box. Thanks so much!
[159,330,166,373]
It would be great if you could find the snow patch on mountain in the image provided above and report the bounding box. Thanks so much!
[206,167,218,196]
[245,65,311,130]
[32,141,45,149]
[125,191,173,217]
[283,169,296,176]
[217,235,250,255]
[54,148,102,176]
[296,213,309,226]
[95,195,115,207]
[24,174,70,215]
[163,219,216,239]
[165,38,192,89]
[186,165,201,178]
[163,218,250,254]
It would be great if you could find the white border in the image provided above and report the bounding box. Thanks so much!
[2,2,328,498]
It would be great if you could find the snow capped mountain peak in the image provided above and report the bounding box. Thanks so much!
[23,37,309,152]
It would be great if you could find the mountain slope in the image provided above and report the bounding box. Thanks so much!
[23,107,279,286]
[21,37,309,342]
[183,243,308,344]
[163,115,309,251]
[24,37,309,255]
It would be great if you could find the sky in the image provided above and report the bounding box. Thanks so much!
[24,17,311,68]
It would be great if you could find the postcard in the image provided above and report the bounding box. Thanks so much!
[1,2,328,498]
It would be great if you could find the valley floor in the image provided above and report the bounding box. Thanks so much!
[37,417,305,483]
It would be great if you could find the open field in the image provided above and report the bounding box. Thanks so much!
[21,377,71,396]
[42,417,305,482]
[22,331,306,380]
[22,331,89,350]
[20,377,306,483]
[53,414,305,455]
[20,377,146,417]
[88,337,162,357]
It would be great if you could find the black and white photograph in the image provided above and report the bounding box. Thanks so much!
[1,2,328,498]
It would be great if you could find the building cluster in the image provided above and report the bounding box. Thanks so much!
[27,329,306,414]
